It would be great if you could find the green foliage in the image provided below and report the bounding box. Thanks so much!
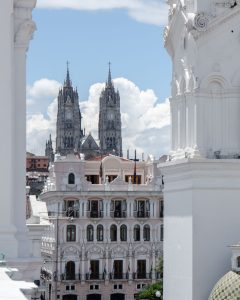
[136,282,163,300]
[155,257,163,275]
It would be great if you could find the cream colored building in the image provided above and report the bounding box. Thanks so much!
[40,154,164,300]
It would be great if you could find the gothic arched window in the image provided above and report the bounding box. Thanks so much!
[66,225,76,242]
[87,225,94,241]
[68,173,75,184]
[143,225,150,241]
[110,224,117,242]
[120,225,127,241]
[97,225,104,242]
[134,225,140,241]
[160,224,164,242]
[65,261,75,280]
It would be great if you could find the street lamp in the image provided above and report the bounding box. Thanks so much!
[155,290,161,298]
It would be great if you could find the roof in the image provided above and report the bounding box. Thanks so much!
[208,271,240,300]
[87,154,130,162]
[0,267,36,299]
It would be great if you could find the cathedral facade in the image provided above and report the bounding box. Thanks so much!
[46,65,122,161]
[55,66,84,156]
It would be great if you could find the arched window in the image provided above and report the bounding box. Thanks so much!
[65,261,75,280]
[87,225,94,241]
[97,225,104,242]
[110,224,117,242]
[66,225,76,242]
[134,225,140,241]
[160,224,164,242]
[68,173,75,184]
[143,225,150,241]
[120,225,127,241]
[237,256,240,268]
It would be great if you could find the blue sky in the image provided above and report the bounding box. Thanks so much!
[27,0,171,158]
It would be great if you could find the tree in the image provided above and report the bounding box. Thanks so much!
[136,282,163,300]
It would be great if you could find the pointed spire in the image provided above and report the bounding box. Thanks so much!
[107,62,113,86]
[65,61,72,87]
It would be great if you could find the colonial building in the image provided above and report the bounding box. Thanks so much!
[55,65,84,156]
[40,154,163,300]
[161,1,240,300]
[98,65,122,157]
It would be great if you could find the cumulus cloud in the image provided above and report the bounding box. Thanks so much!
[26,77,170,158]
[37,0,168,26]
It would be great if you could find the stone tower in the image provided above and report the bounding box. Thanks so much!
[98,65,122,157]
[161,1,240,300]
[56,65,83,155]
[45,134,54,162]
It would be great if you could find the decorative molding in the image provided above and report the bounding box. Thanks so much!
[193,12,210,32]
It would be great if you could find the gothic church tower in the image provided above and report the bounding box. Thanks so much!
[98,65,122,156]
[56,65,83,155]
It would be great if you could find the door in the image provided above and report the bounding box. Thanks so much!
[66,261,75,280]
[137,260,146,279]
[63,296,77,300]
[91,200,99,217]
[115,201,122,217]
[87,295,101,300]
[111,294,125,300]
[138,201,145,217]
[90,260,99,279]
[114,260,123,279]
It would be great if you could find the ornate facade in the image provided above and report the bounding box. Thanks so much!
[98,66,122,157]
[40,154,163,300]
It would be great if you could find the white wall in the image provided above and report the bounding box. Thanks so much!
[162,159,240,300]
[0,0,36,259]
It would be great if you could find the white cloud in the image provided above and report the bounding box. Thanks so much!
[27,79,61,115]
[37,0,168,26]
[26,77,170,158]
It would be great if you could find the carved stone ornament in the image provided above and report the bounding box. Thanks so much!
[64,246,79,256]
[15,20,36,48]
[194,13,209,32]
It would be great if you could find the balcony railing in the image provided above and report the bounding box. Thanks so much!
[47,209,79,218]
[87,211,104,218]
[133,211,150,218]
[64,209,79,218]
[85,273,105,281]
[60,273,81,281]
[110,211,127,218]
[133,272,152,280]
[46,272,159,282]
[109,273,129,280]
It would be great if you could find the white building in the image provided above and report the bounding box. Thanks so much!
[39,154,164,300]
[162,1,240,300]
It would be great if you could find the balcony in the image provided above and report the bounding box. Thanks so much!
[64,208,79,218]
[87,211,104,218]
[110,211,127,218]
[85,273,105,281]
[133,211,150,218]
[133,272,152,280]
[109,273,129,280]
[60,273,81,281]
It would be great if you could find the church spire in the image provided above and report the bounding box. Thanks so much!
[65,61,71,87]
[107,62,113,86]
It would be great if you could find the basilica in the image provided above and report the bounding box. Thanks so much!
[45,64,122,161]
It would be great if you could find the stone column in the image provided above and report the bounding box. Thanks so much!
[0,0,36,259]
